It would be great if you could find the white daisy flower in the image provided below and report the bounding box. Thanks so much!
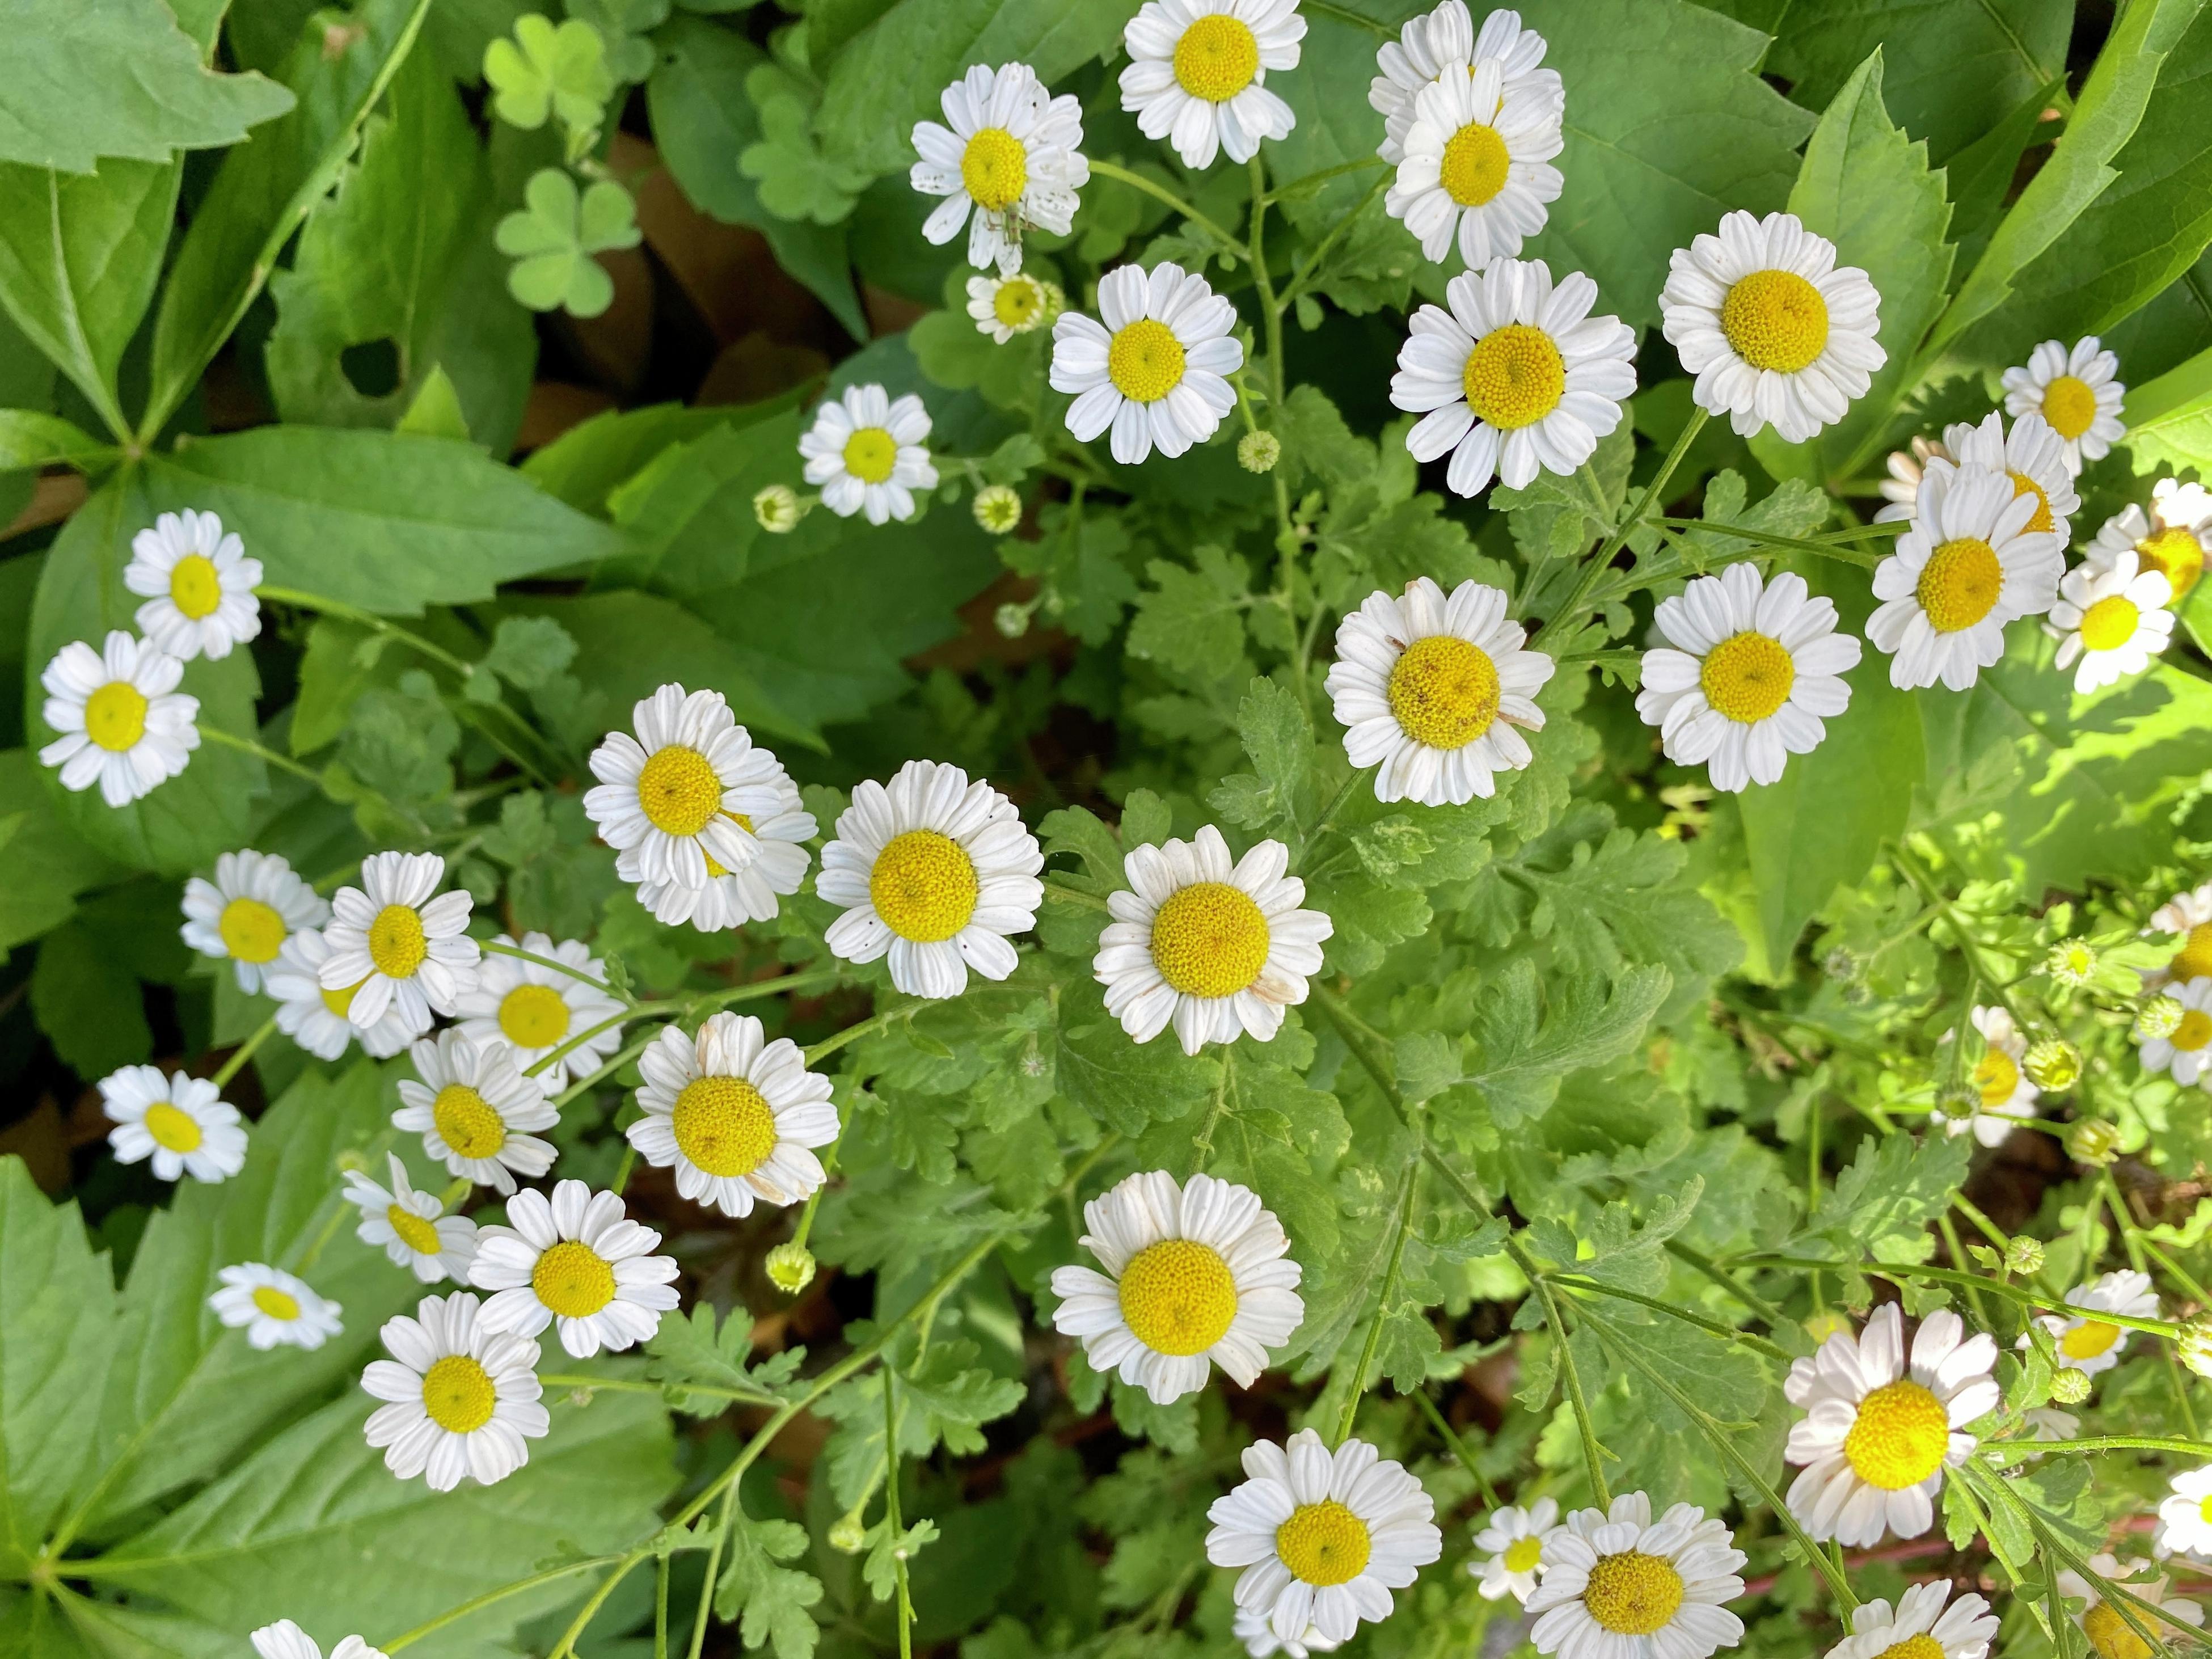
[471,1179,679,1359]
[1873,410,2079,539]
[1233,1605,1341,1658]
[2084,480,2210,606]
[1386,59,1561,269]
[618,751,815,933]
[799,384,938,525]
[2023,1268,2159,1378]
[910,63,1088,276]
[2146,883,2212,993]
[1658,209,1885,442]
[630,1011,839,1218]
[1325,576,1555,805]
[392,1031,559,1196]
[967,271,1063,341]
[1822,1581,1998,1659]
[455,932,624,1094]
[1094,824,1332,1054]
[209,1262,343,1351]
[1635,562,1861,793]
[2138,976,2212,1086]
[37,631,200,807]
[1932,1004,2038,1147]
[2158,1469,2212,1562]
[1472,1497,1556,1603]
[343,1153,478,1285]
[99,1066,247,1185]
[250,1620,387,1659]
[1389,256,1636,497]
[2003,336,2126,471]
[265,926,417,1062]
[1120,0,1305,171]
[362,1290,547,1491]
[179,848,328,994]
[1051,261,1243,465]
[1205,1427,1442,1646]
[122,508,263,662]
[818,758,1043,999]
[2023,1405,2080,1444]
[1526,1491,1745,1659]
[1782,1302,2000,1546]
[318,851,480,1035]
[2048,550,2175,694]
[1874,433,1951,524]
[1370,3,1561,165]
[2057,1554,2206,1659]
[1048,1170,1304,1405]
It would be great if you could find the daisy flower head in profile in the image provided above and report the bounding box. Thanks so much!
[967,271,1063,342]
[619,746,816,934]
[1386,56,1563,269]
[1873,411,2079,539]
[179,848,328,994]
[629,1011,839,1218]
[471,1179,680,1359]
[2023,1268,2158,1379]
[1094,824,1332,1054]
[2158,1468,2212,1563]
[2048,550,2174,695]
[1120,0,1305,171]
[2138,977,2212,1087]
[1822,1581,1998,1659]
[817,758,1042,999]
[39,630,199,807]
[2086,479,2210,606]
[1525,1491,1746,1659]
[1370,3,1561,165]
[1325,576,1554,805]
[1051,261,1243,465]
[1782,1302,1999,1546]
[123,508,262,661]
[1471,1497,1557,1603]
[100,1066,247,1185]
[1659,209,1885,442]
[586,684,801,893]
[1635,562,1861,793]
[799,383,938,525]
[2057,1554,2205,1659]
[344,1152,478,1285]
[1232,1605,1340,1658]
[1205,1427,1443,1645]
[319,851,479,1036]
[2146,882,2212,993]
[250,1620,387,1659]
[1390,256,1636,497]
[209,1263,343,1351]
[362,1290,547,1491]
[455,932,624,1094]
[1874,432,1951,525]
[265,926,416,1061]
[392,1030,559,1196]
[909,62,1088,275]
[1049,1169,1304,1405]
[1932,1005,2038,1147]
[2003,336,2126,471]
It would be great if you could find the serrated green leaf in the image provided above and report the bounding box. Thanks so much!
[1465,959,1671,1128]
[1804,1131,1972,1263]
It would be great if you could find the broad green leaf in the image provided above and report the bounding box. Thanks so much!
[1582,1305,1772,1436]
[714,1504,825,1659]
[29,921,150,1078]
[522,399,794,518]
[0,410,113,472]
[1125,547,1255,681]
[1802,1130,1971,1263]
[0,749,122,959]
[1052,979,1219,1136]
[2122,342,2212,473]
[600,410,807,593]
[1466,959,1671,1128]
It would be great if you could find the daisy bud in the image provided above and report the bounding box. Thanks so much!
[1238,430,1281,474]
[766,1240,816,1295]
[1804,1308,1853,1345]
[2006,1236,2045,1276]
[753,484,804,534]
[2049,1365,2091,1404]
[829,1506,868,1554]
[2024,1036,2083,1090]
[972,484,1023,534]
[2066,1117,2121,1166]
[994,602,1032,639]
[2137,995,2186,1042]
[1820,945,1860,982]
[2045,939,2100,987]
[2179,1317,2212,1379]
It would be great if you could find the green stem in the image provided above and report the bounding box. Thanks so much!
[1336,1153,1421,1446]
[1280,172,1392,310]
[1189,1049,1235,1176]
[524,1008,644,1080]
[482,939,627,1003]
[378,1557,624,1652]
[803,1003,915,1067]
[552,1028,664,1110]
[1533,1272,1611,1505]
[655,1554,670,1659]
[1664,1240,1790,1328]
[1534,408,1707,644]
[257,586,476,676]
[1248,156,1287,408]
[683,1476,742,1659]
[538,1373,784,1408]
[1549,1273,1791,1362]
[1653,518,1885,569]
[1041,879,1112,912]
[208,1015,278,1090]
[198,724,332,790]
[1086,159,1243,250]
[1412,1388,1498,1509]
[883,1367,915,1659]
[1889,842,2029,1026]
[1264,156,1387,204]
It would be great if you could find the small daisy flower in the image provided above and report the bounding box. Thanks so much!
[2147,884,2212,993]
[2024,1269,2159,1378]
[1822,1581,1998,1659]
[2158,1469,2212,1562]
[1233,1605,1340,1658]
[1386,58,1562,269]
[1051,261,1243,465]
[1049,1170,1303,1405]
[1120,0,1305,172]
[2023,1405,2080,1443]
[344,1153,478,1285]
[2048,550,2175,694]
[250,1620,387,1659]
[1370,3,1561,164]
[1205,1427,1442,1646]
[2138,976,2212,1086]
[1932,1005,2038,1147]
[319,851,480,1035]
[1389,257,1636,497]
[2003,337,2126,471]
[818,758,1043,999]
[1094,824,1332,1054]
[630,1012,838,1218]
[1874,432,1951,524]
[1874,410,2079,538]
[2057,1555,2206,1659]
[910,63,1088,276]
[392,1031,559,1196]
[1325,577,1554,804]
[617,752,814,933]
[210,1262,343,1351]
[1526,1491,1745,1659]
[1659,209,1885,442]
[123,509,263,662]
[2085,479,2210,605]
[967,271,1062,341]
[1472,1497,1557,1603]
[799,383,938,525]
[265,926,416,1061]
[1635,562,1861,793]
[179,848,328,994]
[362,1290,547,1491]
[38,631,200,807]
[455,932,624,1095]
[99,1066,246,1185]
[471,1179,680,1360]
[1783,1303,1999,1546]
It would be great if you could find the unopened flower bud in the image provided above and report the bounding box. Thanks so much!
[1804,1309,1853,1346]
[753,484,804,534]
[1820,947,1861,983]
[2050,1366,2092,1404]
[828,1507,868,1554]
[1238,430,1281,474]
[2024,1037,2082,1091]
[972,484,1023,534]
[994,601,1032,639]
[2045,940,2099,987]
[2006,1236,2045,1276]
[766,1241,816,1295]
[2180,1317,2212,1380]
[2137,995,2186,1042]
[2066,1117,2121,1166]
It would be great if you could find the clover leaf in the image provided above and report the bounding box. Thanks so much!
[565,0,670,85]
[494,168,642,319]
[482,16,615,137]
[736,65,872,226]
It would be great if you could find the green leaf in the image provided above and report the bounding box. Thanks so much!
[495,168,641,318]
[1805,1132,1972,1263]
[1465,959,1671,1128]
[1052,978,1219,1136]
[1001,507,1140,647]
[521,399,786,518]
[0,410,113,472]
[1208,677,1314,839]
[2123,343,2212,474]
[29,921,150,1077]
[714,1505,825,1659]
[1581,1303,1771,1435]
[1125,547,1253,681]
[0,750,122,960]
[565,0,669,86]
[862,1514,940,1602]
[645,1303,806,1413]
[482,15,615,132]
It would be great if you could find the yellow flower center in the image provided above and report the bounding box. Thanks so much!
[499,983,572,1049]
[637,745,723,838]
[2078,595,2141,653]
[1116,1238,1239,1356]
[1504,1535,1544,1573]
[672,1075,779,1177]
[168,553,223,619]
[389,1204,443,1257]
[1462,324,1565,430]
[1386,634,1500,750]
[2173,1009,2212,1053]
[2085,1603,2153,1659]
[2060,1319,2124,1360]
[421,1353,497,1434]
[531,1239,617,1319]
[1720,269,1830,374]
[432,1084,507,1160]
[2008,471,2056,535]
[2137,526,2203,600]
[1274,1500,1372,1588]
[1842,1378,1951,1491]
[1872,1636,1948,1659]
[994,278,1044,328]
[2169,922,2212,985]
[1108,318,1187,404]
[1973,1048,2020,1107]
[251,1285,301,1321]
[1440,121,1510,206]
[143,1101,203,1153]
[1582,1551,1686,1635]
[2042,374,2099,441]
[368,904,428,979]
[842,427,899,486]
[322,978,365,1020]
[868,829,980,943]
[2200,1493,2212,1525]
[1917,536,2004,633]
[1173,14,1260,102]
[84,681,150,753]
[1149,881,1270,999]
[218,896,288,964]
[1698,631,1795,724]
[959,126,1028,212]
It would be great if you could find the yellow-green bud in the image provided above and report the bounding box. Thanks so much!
[2180,1317,2212,1380]
[2023,1036,2082,1091]
[2137,995,2186,1042]
[2005,1236,2045,1276]
[1238,430,1282,474]
[993,601,1032,639]
[766,1241,816,1295]
[2045,939,2099,988]
[2066,1117,2121,1166]
[828,1507,868,1554]
[1804,1309,1853,1346]
[334,1146,373,1175]
[972,484,1023,534]
[2050,1366,2091,1404]
[753,484,804,534]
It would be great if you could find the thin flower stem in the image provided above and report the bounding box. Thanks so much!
[197,723,331,788]
[1548,1272,1791,1362]
[803,1003,916,1067]
[1263,155,1387,204]
[1335,1153,1421,1446]
[884,1368,916,1659]
[208,1015,278,1090]
[655,1554,670,1659]
[1279,172,1392,310]
[482,938,627,1002]
[1188,1050,1235,1176]
[1412,1388,1498,1509]
[1533,1271,1611,1506]
[256,585,476,677]
[1086,158,1242,250]
[685,1475,742,1659]
[1728,1255,2180,1337]
[524,1008,648,1080]
[1041,878,1112,911]
[538,1373,783,1408]
[552,1028,662,1110]
[611,1145,638,1197]
[2143,1237,2212,1308]
[1533,408,1708,644]
[1653,518,1887,568]
[378,1556,625,1651]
